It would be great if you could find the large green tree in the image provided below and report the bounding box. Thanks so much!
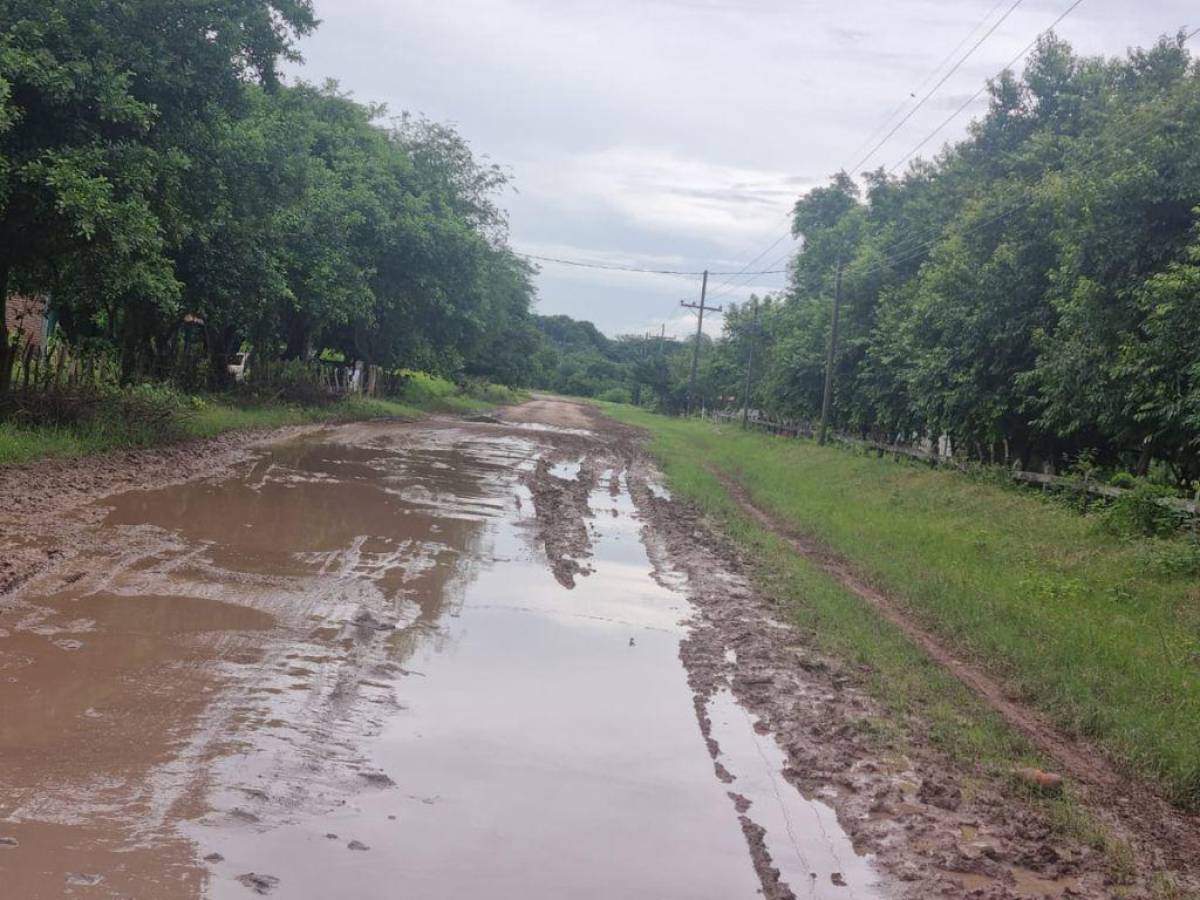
[0,0,315,386]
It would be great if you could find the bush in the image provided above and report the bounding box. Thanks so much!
[596,387,632,404]
[1101,481,1185,538]
[1109,471,1137,489]
[392,370,457,405]
[239,359,331,406]
[458,376,522,405]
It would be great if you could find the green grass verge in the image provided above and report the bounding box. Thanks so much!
[600,404,1200,814]
[0,375,519,467]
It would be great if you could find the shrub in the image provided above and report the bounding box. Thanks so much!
[1109,471,1137,489]
[393,370,457,405]
[1101,481,1185,538]
[239,359,331,406]
[0,379,190,442]
[459,377,522,405]
[596,386,632,404]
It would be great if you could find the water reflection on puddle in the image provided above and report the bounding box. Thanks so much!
[706,689,883,898]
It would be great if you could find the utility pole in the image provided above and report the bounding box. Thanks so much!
[681,270,721,415]
[741,296,760,429]
[818,258,844,446]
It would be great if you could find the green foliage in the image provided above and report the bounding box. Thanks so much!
[1101,481,1185,537]
[612,33,1200,488]
[1,2,536,398]
[239,359,331,406]
[1141,539,1200,579]
[527,315,698,409]
[596,386,632,404]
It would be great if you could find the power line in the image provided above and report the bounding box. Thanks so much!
[848,0,1028,174]
[707,1,1029,305]
[888,0,1088,173]
[839,0,1015,172]
[518,252,786,277]
[703,231,796,300]
[715,0,1092,306]
[705,0,1036,307]
[847,43,1200,283]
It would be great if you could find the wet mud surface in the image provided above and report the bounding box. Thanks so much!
[0,397,1186,897]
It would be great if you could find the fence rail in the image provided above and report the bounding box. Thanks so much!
[2,339,121,396]
[707,410,1200,517]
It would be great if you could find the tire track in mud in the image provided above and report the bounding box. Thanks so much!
[503,410,820,899]
[522,454,599,588]
[554,399,1199,899]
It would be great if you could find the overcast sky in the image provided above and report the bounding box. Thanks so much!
[286,0,1196,338]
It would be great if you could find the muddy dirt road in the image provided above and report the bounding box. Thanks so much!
[0,398,1142,898]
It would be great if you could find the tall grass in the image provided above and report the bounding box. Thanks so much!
[604,406,1200,811]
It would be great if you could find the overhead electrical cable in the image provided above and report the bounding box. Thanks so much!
[888,0,1088,173]
[705,0,1037,306]
[847,0,1027,174]
[840,0,1018,172]
[708,0,1090,305]
[518,253,786,277]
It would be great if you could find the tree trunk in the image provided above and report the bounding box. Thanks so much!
[1135,443,1153,477]
[0,261,12,396]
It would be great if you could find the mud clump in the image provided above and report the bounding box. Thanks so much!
[737,816,796,900]
[918,777,963,811]
[522,455,602,588]
[357,770,396,787]
[65,873,104,886]
[1014,767,1065,794]
[237,873,281,894]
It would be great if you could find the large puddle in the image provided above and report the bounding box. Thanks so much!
[0,420,884,898]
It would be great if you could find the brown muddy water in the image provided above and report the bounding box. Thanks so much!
[0,418,884,898]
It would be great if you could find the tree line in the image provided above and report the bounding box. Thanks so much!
[553,34,1200,485]
[747,33,1200,481]
[0,1,538,394]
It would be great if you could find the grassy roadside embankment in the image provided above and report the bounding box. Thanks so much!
[602,405,1200,822]
[0,373,521,467]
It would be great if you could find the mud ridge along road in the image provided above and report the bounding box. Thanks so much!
[0,396,1188,898]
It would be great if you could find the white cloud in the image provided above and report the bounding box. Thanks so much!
[529,145,810,251]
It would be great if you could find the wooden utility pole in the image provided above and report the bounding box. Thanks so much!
[741,297,760,429]
[682,270,721,415]
[817,258,844,446]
